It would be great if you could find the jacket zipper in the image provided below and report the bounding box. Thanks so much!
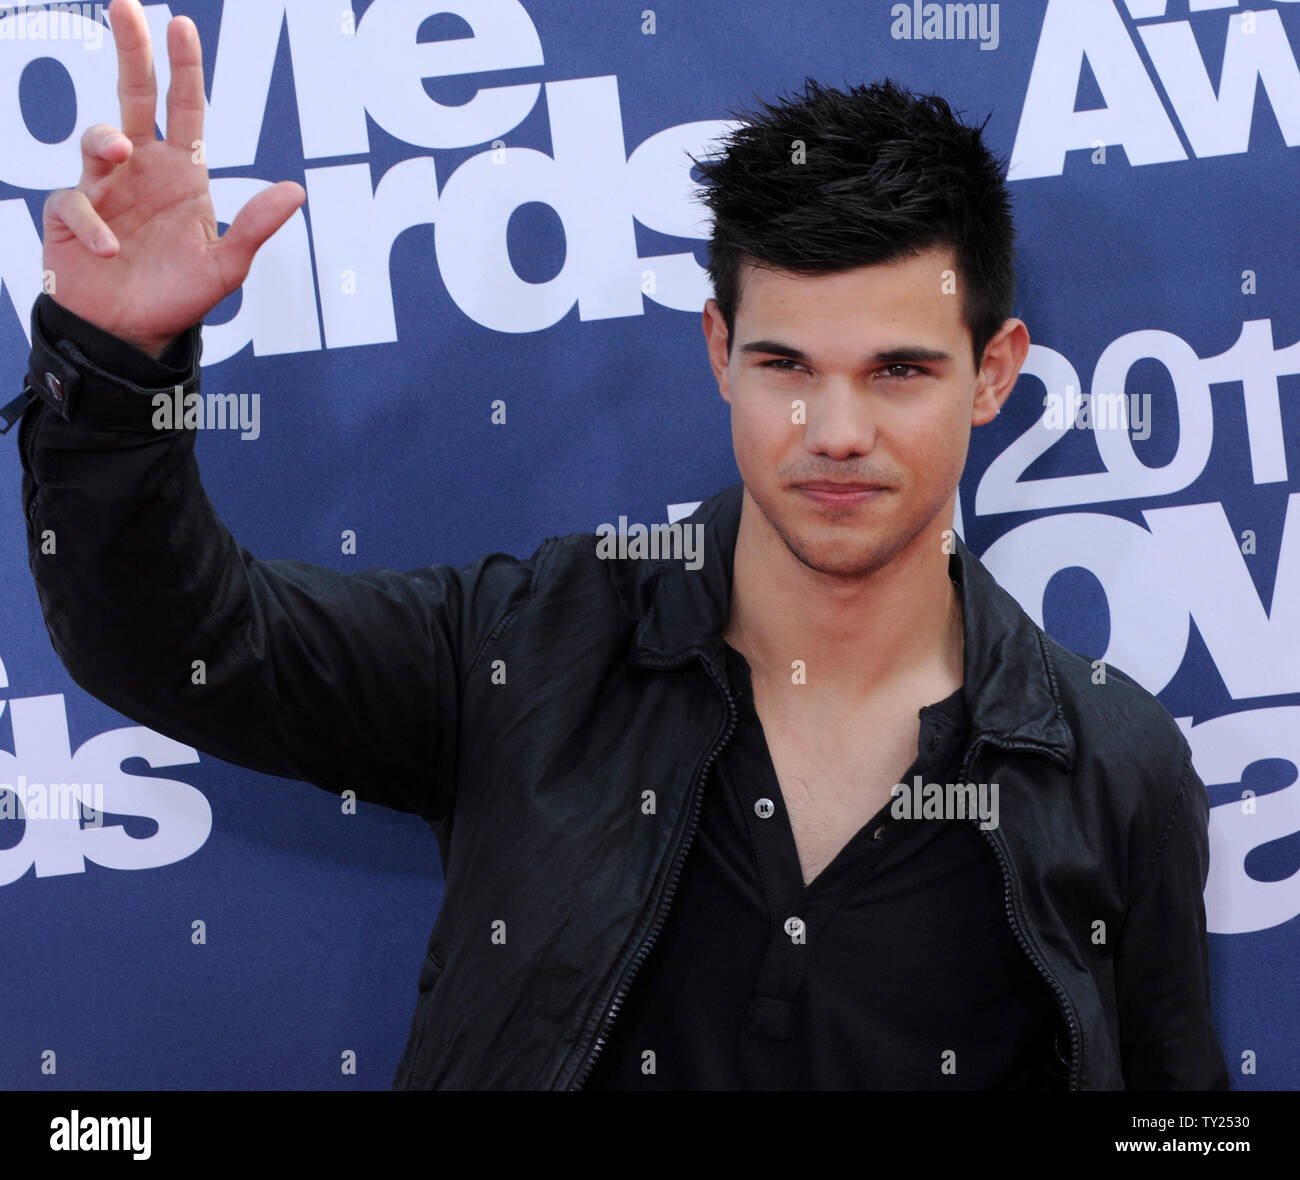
[962,737,1082,1091]
[568,651,736,1090]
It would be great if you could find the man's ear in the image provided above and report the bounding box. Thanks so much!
[702,299,732,404]
[972,318,1030,426]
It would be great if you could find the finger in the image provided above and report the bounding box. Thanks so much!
[78,123,132,189]
[108,0,158,144]
[44,188,119,257]
[164,16,205,154]
[214,182,306,288]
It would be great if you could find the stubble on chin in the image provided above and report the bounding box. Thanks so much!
[748,486,910,583]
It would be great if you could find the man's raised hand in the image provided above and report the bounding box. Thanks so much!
[40,0,305,359]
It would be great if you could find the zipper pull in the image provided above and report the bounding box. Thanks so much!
[0,385,35,434]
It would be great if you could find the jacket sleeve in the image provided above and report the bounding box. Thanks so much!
[15,295,539,824]
[1113,746,1230,1090]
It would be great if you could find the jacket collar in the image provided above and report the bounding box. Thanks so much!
[606,481,1075,770]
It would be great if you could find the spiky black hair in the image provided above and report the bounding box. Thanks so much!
[691,77,1016,370]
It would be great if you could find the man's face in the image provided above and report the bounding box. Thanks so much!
[703,245,1025,580]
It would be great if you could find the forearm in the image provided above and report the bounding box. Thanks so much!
[20,295,241,712]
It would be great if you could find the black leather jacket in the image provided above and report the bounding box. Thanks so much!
[13,301,1229,1091]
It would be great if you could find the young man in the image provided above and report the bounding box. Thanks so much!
[11,0,1226,1089]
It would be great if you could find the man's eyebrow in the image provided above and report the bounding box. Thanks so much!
[739,340,954,365]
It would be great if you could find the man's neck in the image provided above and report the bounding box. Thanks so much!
[722,486,964,711]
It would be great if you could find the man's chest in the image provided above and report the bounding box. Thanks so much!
[755,703,925,886]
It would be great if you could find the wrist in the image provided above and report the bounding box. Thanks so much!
[37,294,196,383]
[43,296,181,362]
[27,296,205,432]
[124,334,179,362]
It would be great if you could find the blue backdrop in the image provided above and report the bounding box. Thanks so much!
[1,0,1297,1089]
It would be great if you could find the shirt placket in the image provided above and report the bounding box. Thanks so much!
[719,646,968,1059]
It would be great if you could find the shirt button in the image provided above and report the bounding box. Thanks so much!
[783,916,804,939]
[44,372,64,401]
[872,825,886,839]
[754,797,775,819]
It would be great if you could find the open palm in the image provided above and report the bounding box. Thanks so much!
[42,0,304,358]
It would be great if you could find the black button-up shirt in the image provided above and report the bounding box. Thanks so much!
[585,641,1067,1089]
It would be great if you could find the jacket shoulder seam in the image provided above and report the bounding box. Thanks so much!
[464,535,558,677]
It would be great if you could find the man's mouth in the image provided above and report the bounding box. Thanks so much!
[795,481,888,508]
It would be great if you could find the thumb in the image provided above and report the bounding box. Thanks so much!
[215,181,307,287]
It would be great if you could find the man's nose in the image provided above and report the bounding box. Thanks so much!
[800,380,877,459]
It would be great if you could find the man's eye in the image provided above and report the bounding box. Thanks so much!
[759,360,925,378]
